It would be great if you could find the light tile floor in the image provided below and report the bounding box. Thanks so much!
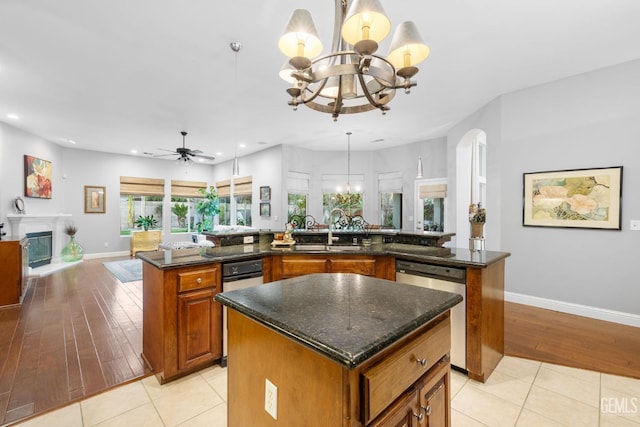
[12,356,640,426]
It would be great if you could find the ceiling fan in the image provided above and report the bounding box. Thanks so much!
[154,131,215,163]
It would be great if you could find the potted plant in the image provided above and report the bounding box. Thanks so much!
[172,203,189,229]
[135,215,158,231]
[196,186,220,232]
[469,203,486,238]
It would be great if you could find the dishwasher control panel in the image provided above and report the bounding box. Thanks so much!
[395,260,466,284]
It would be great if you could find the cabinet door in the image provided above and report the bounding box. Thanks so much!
[178,287,222,371]
[368,388,420,427]
[281,257,327,279]
[328,257,376,276]
[418,363,449,427]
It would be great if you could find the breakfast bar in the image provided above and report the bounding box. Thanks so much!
[216,273,463,426]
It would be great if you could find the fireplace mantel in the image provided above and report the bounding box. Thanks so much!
[6,213,72,264]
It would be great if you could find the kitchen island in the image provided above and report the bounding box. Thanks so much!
[215,273,462,427]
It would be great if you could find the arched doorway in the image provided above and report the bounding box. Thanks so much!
[455,129,486,246]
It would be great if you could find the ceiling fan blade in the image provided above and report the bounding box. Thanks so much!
[193,154,216,161]
[190,149,203,154]
[153,153,178,158]
[156,148,176,153]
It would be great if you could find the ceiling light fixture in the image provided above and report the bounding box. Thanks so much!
[231,42,241,177]
[278,0,430,121]
[7,113,19,120]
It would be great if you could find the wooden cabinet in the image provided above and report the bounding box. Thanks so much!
[130,230,162,256]
[0,238,28,306]
[227,309,452,427]
[370,360,450,427]
[269,254,395,281]
[142,261,222,383]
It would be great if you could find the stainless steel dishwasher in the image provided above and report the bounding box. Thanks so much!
[221,258,263,366]
[395,259,467,371]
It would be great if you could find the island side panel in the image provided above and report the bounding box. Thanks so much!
[466,259,505,382]
[142,261,165,375]
[227,310,350,427]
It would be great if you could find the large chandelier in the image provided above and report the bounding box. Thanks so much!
[278,0,430,121]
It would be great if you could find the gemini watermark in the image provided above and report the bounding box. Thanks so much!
[601,397,638,415]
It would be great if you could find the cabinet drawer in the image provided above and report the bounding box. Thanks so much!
[178,267,220,292]
[281,258,327,278]
[328,258,376,276]
[361,314,450,423]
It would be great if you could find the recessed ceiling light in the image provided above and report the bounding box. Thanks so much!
[258,141,268,145]
[7,113,19,120]
[239,143,247,148]
[67,139,77,145]
[130,149,138,154]
[371,138,385,143]
[215,152,222,156]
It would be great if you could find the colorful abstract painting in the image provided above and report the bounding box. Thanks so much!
[24,155,52,199]
[523,166,622,230]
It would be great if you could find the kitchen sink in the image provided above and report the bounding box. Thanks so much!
[326,245,365,251]
[294,244,328,251]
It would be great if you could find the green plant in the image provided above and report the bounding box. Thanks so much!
[172,203,189,228]
[196,186,220,232]
[135,215,158,231]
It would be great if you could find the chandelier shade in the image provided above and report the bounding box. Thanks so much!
[279,0,430,121]
[278,9,323,63]
[387,21,430,73]
[342,0,391,53]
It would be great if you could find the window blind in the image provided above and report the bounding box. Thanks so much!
[233,176,252,196]
[170,180,207,198]
[419,184,447,199]
[378,172,403,192]
[216,180,231,197]
[287,171,310,192]
[120,176,165,196]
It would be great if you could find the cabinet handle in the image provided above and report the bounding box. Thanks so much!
[416,357,428,367]
[196,277,202,284]
[421,404,431,416]
[412,410,424,423]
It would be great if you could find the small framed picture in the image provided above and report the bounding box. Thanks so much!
[260,202,271,217]
[84,185,106,213]
[260,186,271,201]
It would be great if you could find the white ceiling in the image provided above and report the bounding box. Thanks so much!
[1,0,639,164]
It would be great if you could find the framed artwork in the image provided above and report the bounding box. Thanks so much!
[260,202,271,217]
[523,166,622,230]
[260,186,271,201]
[24,155,52,198]
[84,185,106,213]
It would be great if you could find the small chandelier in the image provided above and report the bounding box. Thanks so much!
[278,0,430,121]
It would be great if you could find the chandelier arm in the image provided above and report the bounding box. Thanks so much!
[357,72,387,110]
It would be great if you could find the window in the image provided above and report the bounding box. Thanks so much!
[233,176,252,226]
[321,174,364,223]
[416,181,447,232]
[170,180,207,234]
[379,172,402,229]
[287,171,309,223]
[216,180,231,226]
[119,177,165,236]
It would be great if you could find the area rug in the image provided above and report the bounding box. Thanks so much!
[103,259,142,282]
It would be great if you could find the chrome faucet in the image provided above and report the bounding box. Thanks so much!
[327,208,345,245]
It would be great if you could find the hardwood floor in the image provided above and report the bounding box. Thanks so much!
[505,301,640,380]
[0,259,638,425]
[0,257,146,425]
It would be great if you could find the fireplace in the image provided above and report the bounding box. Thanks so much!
[6,213,71,265]
[26,231,53,267]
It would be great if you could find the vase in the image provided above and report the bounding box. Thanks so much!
[470,222,485,238]
[61,236,84,262]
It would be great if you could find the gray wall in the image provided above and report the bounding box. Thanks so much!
[447,59,640,315]
[2,59,638,319]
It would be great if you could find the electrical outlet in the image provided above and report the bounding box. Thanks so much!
[265,378,278,420]
[631,220,640,231]
[244,235,254,244]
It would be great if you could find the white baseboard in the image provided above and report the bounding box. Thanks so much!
[84,250,130,259]
[505,291,640,328]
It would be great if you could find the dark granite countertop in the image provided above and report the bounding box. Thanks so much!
[215,273,463,368]
[137,242,510,269]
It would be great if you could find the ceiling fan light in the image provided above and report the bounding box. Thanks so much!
[387,21,430,70]
[342,0,391,46]
[278,9,323,60]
